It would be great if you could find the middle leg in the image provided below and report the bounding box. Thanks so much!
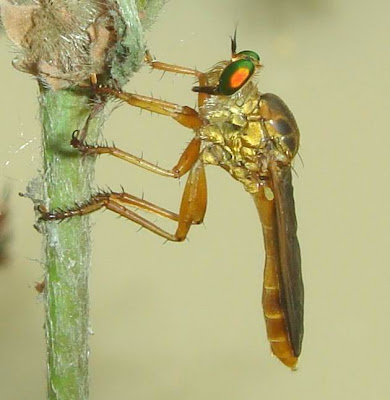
[71,130,201,179]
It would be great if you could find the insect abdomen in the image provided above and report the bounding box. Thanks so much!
[252,187,298,369]
[262,257,298,368]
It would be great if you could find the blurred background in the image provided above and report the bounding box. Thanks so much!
[1,0,390,398]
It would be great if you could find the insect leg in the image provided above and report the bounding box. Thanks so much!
[144,50,213,105]
[39,159,207,242]
[175,159,207,240]
[71,131,201,179]
[39,192,182,241]
[95,87,202,130]
[145,50,202,78]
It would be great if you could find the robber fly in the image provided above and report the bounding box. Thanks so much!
[39,35,304,369]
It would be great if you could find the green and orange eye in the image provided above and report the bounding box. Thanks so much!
[192,48,260,96]
[218,58,255,95]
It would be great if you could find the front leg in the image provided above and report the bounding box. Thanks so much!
[144,51,210,108]
[145,50,202,78]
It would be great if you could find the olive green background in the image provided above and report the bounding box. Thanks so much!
[1,0,389,398]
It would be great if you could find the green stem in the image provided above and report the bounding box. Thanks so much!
[40,88,100,400]
[34,2,166,398]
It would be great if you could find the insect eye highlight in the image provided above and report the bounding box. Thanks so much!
[218,59,255,96]
[236,50,260,63]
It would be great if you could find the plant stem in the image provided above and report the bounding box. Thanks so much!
[32,2,166,398]
[40,88,100,400]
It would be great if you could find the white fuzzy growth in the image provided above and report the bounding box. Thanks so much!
[1,1,110,88]
[1,0,166,88]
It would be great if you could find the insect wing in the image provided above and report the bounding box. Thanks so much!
[270,163,304,356]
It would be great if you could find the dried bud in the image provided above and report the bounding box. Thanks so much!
[0,0,165,89]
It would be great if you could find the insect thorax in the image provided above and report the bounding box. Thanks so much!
[198,80,267,194]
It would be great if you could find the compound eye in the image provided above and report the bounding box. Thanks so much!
[236,50,260,63]
[218,59,255,95]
